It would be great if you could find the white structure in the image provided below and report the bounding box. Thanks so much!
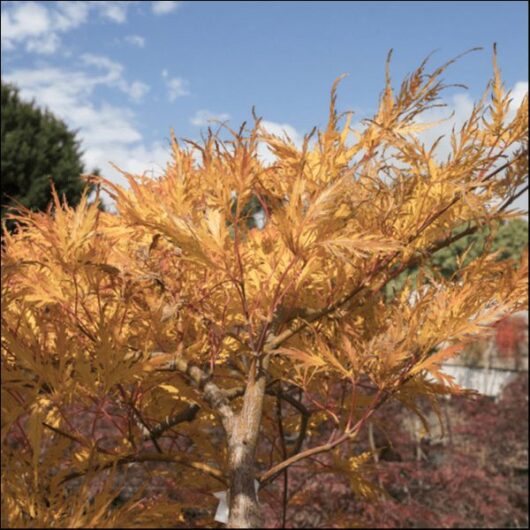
[441,364,520,397]
[440,310,528,398]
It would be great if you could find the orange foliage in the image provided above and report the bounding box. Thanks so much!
[1,47,528,528]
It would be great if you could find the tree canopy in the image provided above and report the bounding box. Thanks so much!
[1,81,87,223]
[1,48,528,528]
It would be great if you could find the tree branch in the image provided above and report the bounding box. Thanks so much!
[117,384,163,454]
[267,385,310,457]
[259,388,386,488]
[59,451,227,486]
[148,352,234,431]
[498,183,529,213]
[147,403,201,441]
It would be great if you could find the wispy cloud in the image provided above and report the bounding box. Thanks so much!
[55,1,91,30]
[81,53,124,80]
[127,80,150,102]
[1,0,103,54]
[152,1,181,15]
[3,59,167,196]
[25,32,61,55]
[2,1,56,53]
[166,77,190,101]
[190,109,231,127]
[1,1,139,54]
[4,63,141,142]
[124,34,145,48]
[92,1,129,24]
[162,69,190,101]
[80,53,150,102]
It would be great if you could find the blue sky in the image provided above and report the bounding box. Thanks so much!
[1,1,528,208]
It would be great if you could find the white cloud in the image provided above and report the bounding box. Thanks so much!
[3,61,168,198]
[81,53,123,77]
[93,1,128,23]
[190,109,231,127]
[127,81,150,102]
[80,53,150,102]
[161,69,169,78]
[83,141,171,189]
[25,32,61,55]
[73,104,143,145]
[1,1,135,53]
[81,53,128,86]
[54,1,90,31]
[1,1,51,49]
[166,77,190,101]
[3,65,142,143]
[124,34,145,48]
[152,1,181,15]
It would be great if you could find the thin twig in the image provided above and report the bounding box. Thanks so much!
[498,183,529,212]
[58,451,227,486]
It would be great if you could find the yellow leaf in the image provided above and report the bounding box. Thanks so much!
[74,447,91,462]
[410,343,465,376]
[158,383,180,395]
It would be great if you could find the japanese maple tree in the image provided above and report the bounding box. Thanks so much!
[1,47,528,528]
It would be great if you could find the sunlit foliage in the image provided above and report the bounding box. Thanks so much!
[1,47,528,528]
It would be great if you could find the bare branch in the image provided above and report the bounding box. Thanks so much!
[148,352,235,431]
[147,403,200,441]
[59,451,227,487]
[259,388,386,488]
[117,385,163,454]
[267,385,310,457]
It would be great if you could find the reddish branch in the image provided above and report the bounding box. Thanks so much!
[260,388,387,487]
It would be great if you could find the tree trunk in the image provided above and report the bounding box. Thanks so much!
[227,372,267,528]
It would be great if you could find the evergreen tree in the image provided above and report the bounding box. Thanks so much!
[385,218,529,299]
[1,81,88,223]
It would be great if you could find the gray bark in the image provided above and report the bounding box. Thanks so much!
[227,373,267,528]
